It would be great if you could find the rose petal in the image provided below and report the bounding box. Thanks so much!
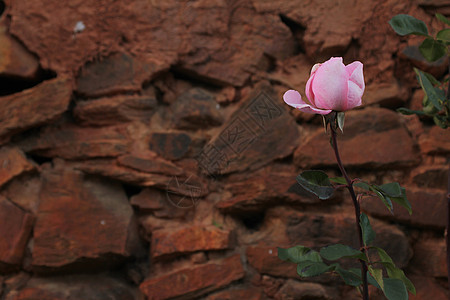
[346,61,365,90]
[311,57,348,111]
[346,80,363,110]
[296,104,332,115]
[283,90,303,107]
[283,89,331,114]
[305,75,316,106]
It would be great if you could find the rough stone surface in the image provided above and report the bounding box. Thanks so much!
[197,88,299,175]
[409,276,449,300]
[247,246,298,278]
[361,187,447,229]
[0,77,72,142]
[205,288,264,300]
[216,166,323,214]
[18,124,130,160]
[74,94,157,126]
[410,165,448,190]
[410,237,446,278]
[294,107,420,169]
[172,88,223,129]
[0,147,35,188]
[76,52,159,98]
[130,188,192,218]
[418,125,450,154]
[151,225,233,259]
[139,254,245,299]
[4,275,142,300]
[1,173,41,215]
[32,161,142,271]
[0,196,33,269]
[274,280,330,300]
[73,158,208,197]
[148,132,192,161]
[0,22,39,79]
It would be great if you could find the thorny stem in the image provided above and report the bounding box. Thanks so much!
[330,125,369,300]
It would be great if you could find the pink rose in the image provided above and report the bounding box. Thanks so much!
[283,57,365,115]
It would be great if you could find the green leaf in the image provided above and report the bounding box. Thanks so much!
[383,278,408,300]
[360,213,376,246]
[436,13,450,26]
[335,265,363,287]
[415,68,443,110]
[374,247,416,294]
[296,170,334,200]
[433,115,449,128]
[372,186,393,213]
[354,181,371,191]
[437,28,450,44]
[368,266,384,291]
[390,187,412,215]
[348,268,382,290]
[337,112,345,133]
[396,107,426,116]
[330,177,347,185]
[378,182,402,197]
[419,38,447,62]
[388,14,429,36]
[297,261,332,277]
[320,244,365,261]
[278,245,313,263]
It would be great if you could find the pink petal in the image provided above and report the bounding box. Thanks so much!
[311,57,348,111]
[345,61,365,90]
[345,81,363,110]
[283,90,303,107]
[297,104,332,115]
[283,89,331,114]
[305,74,316,106]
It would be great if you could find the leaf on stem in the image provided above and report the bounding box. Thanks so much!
[335,265,363,286]
[296,170,334,200]
[278,245,317,263]
[373,247,416,294]
[436,28,450,44]
[388,14,429,36]
[415,68,443,110]
[436,13,450,26]
[419,38,447,62]
[368,266,384,291]
[297,261,332,277]
[330,177,347,185]
[360,213,376,246]
[383,278,408,300]
[320,244,366,261]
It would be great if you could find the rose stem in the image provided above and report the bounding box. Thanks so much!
[330,125,369,300]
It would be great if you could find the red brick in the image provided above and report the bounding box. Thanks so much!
[18,124,130,160]
[294,107,420,169]
[140,254,245,299]
[0,77,72,142]
[74,94,157,126]
[32,161,143,271]
[409,276,449,300]
[246,246,297,278]
[410,237,446,278]
[419,126,450,155]
[0,147,35,188]
[0,196,33,269]
[205,288,263,300]
[0,22,39,79]
[151,225,233,259]
[5,275,140,300]
[361,187,447,229]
